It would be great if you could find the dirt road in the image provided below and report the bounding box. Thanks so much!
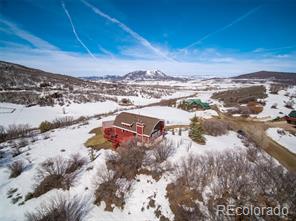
[218,112,296,172]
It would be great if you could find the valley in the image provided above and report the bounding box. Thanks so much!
[0,62,296,221]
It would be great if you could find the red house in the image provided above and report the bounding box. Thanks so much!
[102,112,165,148]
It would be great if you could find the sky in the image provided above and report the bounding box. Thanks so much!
[0,0,296,77]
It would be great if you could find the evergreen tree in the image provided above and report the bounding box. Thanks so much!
[178,128,182,136]
[189,117,205,144]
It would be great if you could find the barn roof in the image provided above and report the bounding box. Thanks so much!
[113,112,163,136]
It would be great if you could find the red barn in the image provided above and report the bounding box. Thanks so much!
[102,112,165,148]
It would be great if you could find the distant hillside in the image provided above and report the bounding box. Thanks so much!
[0,60,98,90]
[82,70,187,82]
[0,61,176,106]
[80,75,121,81]
[233,71,296,84]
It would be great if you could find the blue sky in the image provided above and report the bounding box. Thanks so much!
[0,0,296,76]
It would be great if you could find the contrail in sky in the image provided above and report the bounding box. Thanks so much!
[81,0,173,61]
[61,1,96,59]
[185,6,261,49]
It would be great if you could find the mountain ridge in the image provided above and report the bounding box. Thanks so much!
[81,70,187,82]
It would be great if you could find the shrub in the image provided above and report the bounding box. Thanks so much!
[270,84,288,95]
[5,124,30,140]
[120,98,132,105]
[178,128,182,136]
[201,119,230,136]
[151,140,175,163]
[285,100,294,109]
[31,155,84,198]
[0,125,6,142]
[66,153,87,174]
[108,143,145,180]
[247,102,263,114]
[9,160,26,178]
[52,116,74,128]
[271,103,278,109]
[25,194,92,221]
[211,85,266,107]
[39,117,75,133]
[94,143,143,211]
[94,163,133,211]
[167,147,296,220]
[18,138,29,148]
[39,121,53,133]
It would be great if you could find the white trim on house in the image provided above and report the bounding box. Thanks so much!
[112,125,150,138]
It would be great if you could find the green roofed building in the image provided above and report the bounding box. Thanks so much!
[285,110,296,124]
[185,99,211,110]
[288,110,296,118]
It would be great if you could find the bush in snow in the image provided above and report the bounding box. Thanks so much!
[94,143,143,211]
[94,166,130,211]
[119,98,132,105]
[28,155,85,199]
[25,194,92,221]
[0,125,6,142]
[65,153,87,174]
[88,148,97,161]
[39,117,75,133]
[178,128,182,136]
[271,103,278,109]
[94,163,133,211]
[107,142,145,180]
[18,138,29,148]
[52,116,74,128]
[3,124,31,141]
[167,147,296,220]
[285,100,294,109]
[200,118,230,136]
[150,140,175,164]
[8,160,26,178]
[39,121,53,133]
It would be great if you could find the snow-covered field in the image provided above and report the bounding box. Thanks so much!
[0,110,246,221]
[266,127,296,154]
[257,85,296,120]
[0,101,121,128]
[1,79,295,221]
[124,106,216,125]
[0,90,196,128]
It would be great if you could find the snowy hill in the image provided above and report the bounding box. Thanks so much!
[123,70,166,80]
[81,70,187,82]
[233,70,296,84]
[0,61,181,106]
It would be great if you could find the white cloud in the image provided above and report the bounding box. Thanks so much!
[253,44,296,53]
[0,18,57,50]
[81,0,174,61]
[1,45,296,77]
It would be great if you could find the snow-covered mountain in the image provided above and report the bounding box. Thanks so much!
[122,70,169,80]
[82,70,187,81]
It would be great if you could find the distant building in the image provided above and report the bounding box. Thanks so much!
[102,112,165,148]
[285,110,296,125]
[184,99,211,110]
